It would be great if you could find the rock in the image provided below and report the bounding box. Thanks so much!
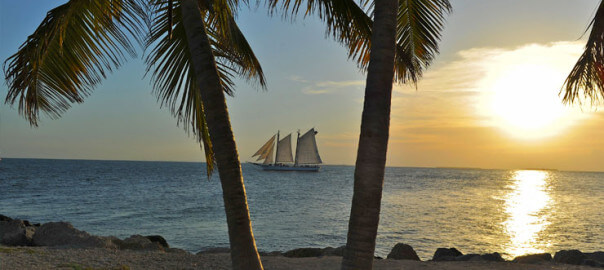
[0,219,35,246]
[283,248,324,258]
[145,235,169,248]
[322,246,345,256]
[586,252,604,263]
[581,259,602,267]
[0,215,12,222]
[166,247,189,254]
[387,243,420,261]
[480,252,505,262]
[513,253,552,264]
[259,251,283,256]
[117,235,164,251]
[554,250,586,265]
[32,222,115,248]
[196,247,231,254]
[455,254,480,261]
[432,247,463,261]
[280,246,345,258]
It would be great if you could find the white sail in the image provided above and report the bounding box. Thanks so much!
[295,128,322,164]
[262,142,275,164]
[253,135,275,164]
[275,133,294,163]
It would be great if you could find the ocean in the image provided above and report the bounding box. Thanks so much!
[0,158,602,260]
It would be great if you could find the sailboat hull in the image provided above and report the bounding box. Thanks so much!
[253,163,320,172]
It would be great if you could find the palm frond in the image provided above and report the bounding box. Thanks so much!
[266,0,450,84]
[3,0,147,126]
[146,1,215,176]
[205,0,267,90]
[145,0,265,176]
[266,0,373,66]
[562,0,604,105]
[395,0,451,83]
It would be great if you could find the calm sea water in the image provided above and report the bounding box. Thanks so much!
[0,158,602,259]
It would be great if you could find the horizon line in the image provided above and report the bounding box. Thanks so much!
[2,156,603,174]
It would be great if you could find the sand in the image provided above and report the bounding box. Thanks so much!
[0,246,598,270]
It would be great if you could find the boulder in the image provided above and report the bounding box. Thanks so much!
[166,247,189,254]
[145,235,169,248]
[197,247,231,254]
[586,252,604,263]
[581,259,602,267]
[512,253,552,264]
[478,253,505,262]
[116,235,164,251]
[322,246,345,257]
[432,247,463,261]
[0,215,13,222]
[32,222,115,248]
[283,248,324,258]
[554,250,586,265]
[455,254,480,261]
[387,243,420,261]
[259,250,283,256]
[0,219,35,246]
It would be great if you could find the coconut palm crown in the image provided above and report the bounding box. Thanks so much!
[268,0,451,269]
[3,0,266,269]
[268,0,451,83]
[3,0,266,175]
[563,0,604,105]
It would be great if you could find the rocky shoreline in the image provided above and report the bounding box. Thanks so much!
[1,215,602,269]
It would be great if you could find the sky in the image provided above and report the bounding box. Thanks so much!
[1,0,603,172]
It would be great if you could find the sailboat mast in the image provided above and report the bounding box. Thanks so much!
[275,131,280,165]
[294,129,300,166]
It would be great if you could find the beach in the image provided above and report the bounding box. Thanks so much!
[1,246,601,270]
[1,216,603,270]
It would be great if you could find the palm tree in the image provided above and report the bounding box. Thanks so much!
[4,0,264,269]
[268,0,450,269]
[562,0,604,105]
[342,1,450,269]
[177,1,263,268]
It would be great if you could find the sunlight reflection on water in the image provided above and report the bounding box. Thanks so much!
[503,170,553,258]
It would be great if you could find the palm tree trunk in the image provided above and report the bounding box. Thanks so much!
[179,1,263,269]
[341,0,398,268]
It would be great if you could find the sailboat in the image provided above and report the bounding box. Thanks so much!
[251,128,322,171]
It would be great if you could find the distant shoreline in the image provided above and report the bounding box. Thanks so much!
[2,157,603,173]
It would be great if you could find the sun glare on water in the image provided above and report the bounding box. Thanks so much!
[503,170,553,258]
[485,63,580,140]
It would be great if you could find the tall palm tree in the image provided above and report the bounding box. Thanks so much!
[562,0,604,105]
[342,1,449,269]
[4,0,264,269]
[177,0,263,268]
[340,0,398,266]
[268,0,450,269]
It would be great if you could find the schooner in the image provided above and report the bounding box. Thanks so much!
[251,128,322,171]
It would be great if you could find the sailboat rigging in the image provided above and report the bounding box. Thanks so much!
[252,128,322,171]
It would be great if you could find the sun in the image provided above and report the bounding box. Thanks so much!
[485,63,577,140]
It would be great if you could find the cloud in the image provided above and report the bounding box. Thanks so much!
[288,75,309,83]
[392,41,587,127]
[386,41,604,171]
